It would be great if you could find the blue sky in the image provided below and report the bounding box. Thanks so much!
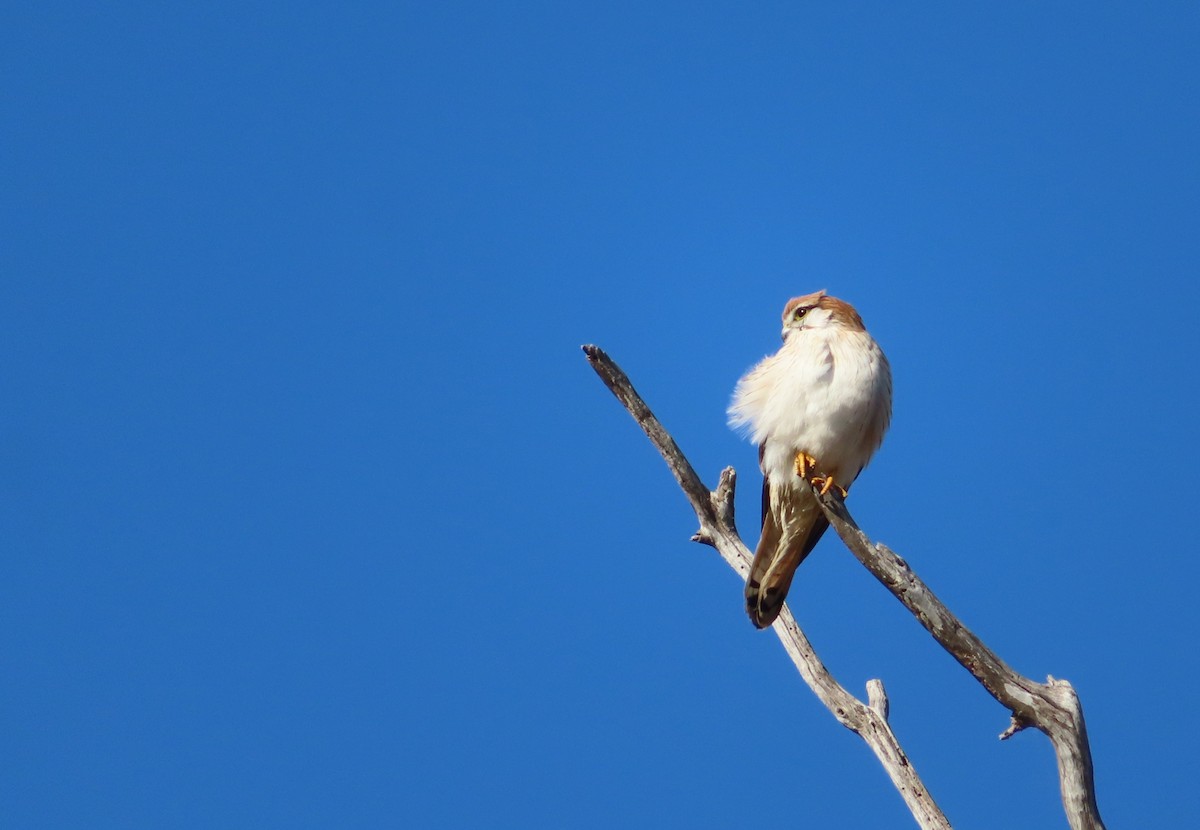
[4,2,1198,827]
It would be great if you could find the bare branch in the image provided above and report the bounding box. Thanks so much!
[583,345,951,830]
[811,491,1106,830]
[585,344,1106,830]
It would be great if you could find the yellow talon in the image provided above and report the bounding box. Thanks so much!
[795,451,848,497]
[810,474,848,499]
[793,452,817,479]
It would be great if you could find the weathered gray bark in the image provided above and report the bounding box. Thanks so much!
[813,490,1105,830]
[583,344,1105,830]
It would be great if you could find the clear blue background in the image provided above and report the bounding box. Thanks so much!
[4,2,1197,827]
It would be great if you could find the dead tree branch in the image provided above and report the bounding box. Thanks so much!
[583,344,1105,830]
[583,345,951,830]
[811,490,1105,830]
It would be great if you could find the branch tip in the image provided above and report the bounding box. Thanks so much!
[867,679,890,721]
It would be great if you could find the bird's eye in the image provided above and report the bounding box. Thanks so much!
[793,307,808,321]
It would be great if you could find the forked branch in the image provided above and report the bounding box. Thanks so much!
[583,344,1105,830]
[583,345,950,830]
[811,490,1104,830]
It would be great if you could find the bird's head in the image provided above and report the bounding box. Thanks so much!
[780,290,866,341]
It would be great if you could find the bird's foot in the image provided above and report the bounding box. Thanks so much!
[793,452,818,479]
[810,474,848,499]
[793,451,849,497]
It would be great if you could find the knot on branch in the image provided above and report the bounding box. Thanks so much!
[1000,713,1034,741]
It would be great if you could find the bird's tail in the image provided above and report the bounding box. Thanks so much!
[745,488,829,628]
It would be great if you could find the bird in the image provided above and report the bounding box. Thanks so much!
[728,291,892,628]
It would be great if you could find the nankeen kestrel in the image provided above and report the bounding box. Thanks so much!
[729,291,892,628]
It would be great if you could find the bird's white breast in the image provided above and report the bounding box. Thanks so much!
[729,328,891,487]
